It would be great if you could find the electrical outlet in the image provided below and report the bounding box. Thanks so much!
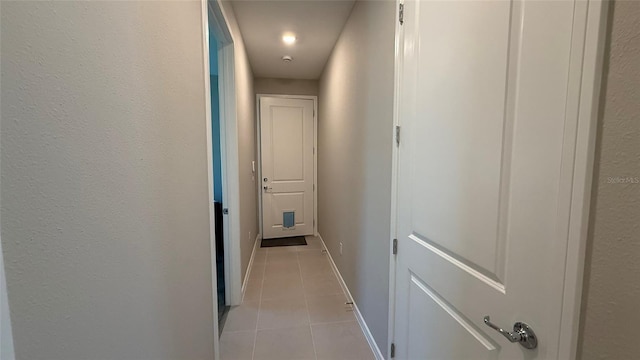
[339,242,343,255]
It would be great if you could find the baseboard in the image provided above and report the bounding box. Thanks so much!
[316,234,386,360]
[242,232,262,301]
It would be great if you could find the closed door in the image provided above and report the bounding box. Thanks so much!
[260,97,315,239]
[393,0,598,359]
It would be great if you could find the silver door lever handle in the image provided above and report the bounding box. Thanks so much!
[483,316,538,350]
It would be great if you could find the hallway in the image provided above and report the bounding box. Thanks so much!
[220,236,375,360]
[0,0,629,359]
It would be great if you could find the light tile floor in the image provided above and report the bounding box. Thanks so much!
[220,235,375,360]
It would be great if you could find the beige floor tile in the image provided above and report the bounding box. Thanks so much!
[222,241,372,359]
[258,296,309,330]
[266,250,299,263]
[291,244,314,252]
[243,277,263,302]
[224,301,260,332]
[248,263,265,282]
[299,258,334,279]
[252,249,268,264]
[307,293,355,324]
[297,249,328,261]
[261,273,305,300]
[220,330,256,360]
[299,255,331,267]
[264,260,301,279]
[266,246,299,254]
[302,272,344,297]
[303,237,324,250]
[272,244,309,252]
[312,322,375,360]
[253,326,316,360]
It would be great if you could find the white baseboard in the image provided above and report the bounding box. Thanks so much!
[316,234,385,360]
[242,232,262,301]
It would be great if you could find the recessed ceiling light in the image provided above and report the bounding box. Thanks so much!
[282,34,296,45]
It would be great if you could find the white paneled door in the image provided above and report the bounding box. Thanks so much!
[392,0,603,359]
[260,97,315,239]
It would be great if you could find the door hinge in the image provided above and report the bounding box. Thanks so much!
[392,238,398,255]
[395,126,401,147]
[390,343,396,358]
[399,3,404,25]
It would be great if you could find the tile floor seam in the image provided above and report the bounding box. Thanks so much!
[250,251,267,360]
[254,323,316,332]
[309,319,359,326]
[221,329,259,334]
[297,245,319,360]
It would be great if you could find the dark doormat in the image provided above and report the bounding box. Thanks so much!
[261,236,307,248]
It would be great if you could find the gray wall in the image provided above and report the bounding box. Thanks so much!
[318,1,395,351]
[578,1,640,359]
[255,78,319,96]
[221,1,259,282]
[1,2,215,359]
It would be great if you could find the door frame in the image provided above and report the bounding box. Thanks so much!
[201,1,243,358]
[387,0,610,359]
[256,94,318,238]
[209,1,245,308]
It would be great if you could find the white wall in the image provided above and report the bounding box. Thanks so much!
[578,1,640,359]
[1,2,215,359]
[220,1,259,282]
[318,0,395,350]
[255,78,319,96]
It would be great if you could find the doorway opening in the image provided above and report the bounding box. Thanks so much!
[208,22,228,330]
[202,0,244,355]
[256,95,318,244]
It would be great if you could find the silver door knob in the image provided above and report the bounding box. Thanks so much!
[483,316,537,349]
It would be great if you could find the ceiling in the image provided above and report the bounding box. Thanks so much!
[231,0,356,80]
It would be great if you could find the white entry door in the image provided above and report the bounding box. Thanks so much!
[392,0,602,359]
[260,97,315,239]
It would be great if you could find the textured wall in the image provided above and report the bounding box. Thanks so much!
[220,1,259,282]
[578,1,640,359]
[255,78,319,96]
[1,2,215,359]
[318,1,395,350]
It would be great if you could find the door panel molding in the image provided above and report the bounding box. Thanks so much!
[409,273,499,352]
[404,0,524,282]
[409,234,506,294]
